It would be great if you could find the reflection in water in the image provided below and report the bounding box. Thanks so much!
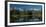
[10,8,42,23]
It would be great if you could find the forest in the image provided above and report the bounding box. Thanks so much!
[10,8,42,23]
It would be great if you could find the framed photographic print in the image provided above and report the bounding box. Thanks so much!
[5,1,45,26]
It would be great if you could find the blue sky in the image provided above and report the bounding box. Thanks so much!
[10,4,42,10]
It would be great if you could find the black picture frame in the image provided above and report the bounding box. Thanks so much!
[5,1,45,27]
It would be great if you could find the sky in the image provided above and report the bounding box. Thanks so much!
[10,4,42,10]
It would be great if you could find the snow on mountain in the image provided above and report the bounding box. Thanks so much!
[19,8,24,11]
[28,8,40,11]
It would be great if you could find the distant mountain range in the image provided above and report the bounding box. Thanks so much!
[10,7,41,12]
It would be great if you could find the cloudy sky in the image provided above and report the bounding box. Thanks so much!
[10,4,42,11]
